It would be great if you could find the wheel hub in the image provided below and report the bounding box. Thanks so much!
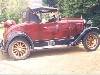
[86,34,98,49]
[12,41,27,57]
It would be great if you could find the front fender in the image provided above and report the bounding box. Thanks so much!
[84,27,100,34]
[98,25,100,33]
[5,31,33,52]
[70,27,99,46]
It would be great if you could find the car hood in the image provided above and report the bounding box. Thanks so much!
[59,18,84,23]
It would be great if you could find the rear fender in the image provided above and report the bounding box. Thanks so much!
[5,32,34,52]
[70,27,99,46]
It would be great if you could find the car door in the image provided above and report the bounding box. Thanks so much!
[55,20,70,39]
[41,22,58,40]
[68,20,84,37]
[68,22,77,37]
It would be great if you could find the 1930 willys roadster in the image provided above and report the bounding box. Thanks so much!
[0,6,99,60]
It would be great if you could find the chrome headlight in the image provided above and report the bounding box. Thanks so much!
[87,20,92,25]
[83,19,86,24]
[85,19,93,27]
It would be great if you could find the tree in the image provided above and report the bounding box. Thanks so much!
[0,0,8,21]
[43,0,100,27]
[42,0,58,7]
[42,0,48,5]
[54,0,100,26]
[57,0,98,17]
[0,0,28,23]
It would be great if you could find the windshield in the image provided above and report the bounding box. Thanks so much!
[41,11,59,23]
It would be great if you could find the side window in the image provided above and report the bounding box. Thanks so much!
[22,11,27,22]
[22,12,26,18]
[41,12,57,23]
[41,13,50,23]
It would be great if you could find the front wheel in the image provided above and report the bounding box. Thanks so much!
[8,37,31,60]
[82,32,99,51]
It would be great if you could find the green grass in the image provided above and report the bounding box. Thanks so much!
[0,27,4,39]
[0,27,4,34]
[0,24,4,33]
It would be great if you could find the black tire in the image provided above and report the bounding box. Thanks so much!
[8,37,31,60]
[82,31,99,51]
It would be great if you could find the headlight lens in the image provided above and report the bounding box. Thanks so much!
[87,20,92,25]
[83,19,86,24]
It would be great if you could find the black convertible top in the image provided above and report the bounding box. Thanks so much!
[30,6,58,13]
[22,6,58,22]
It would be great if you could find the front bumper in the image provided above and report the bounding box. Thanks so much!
[0,39,5,52]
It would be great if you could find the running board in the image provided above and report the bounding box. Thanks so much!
[34,45,68,50]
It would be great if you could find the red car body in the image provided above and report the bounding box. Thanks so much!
[4,18,84,41]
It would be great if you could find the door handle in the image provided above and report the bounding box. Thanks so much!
[43,27,47,29]
[56,25,59,32]
[56,25,59,28]
[43,27,48,29]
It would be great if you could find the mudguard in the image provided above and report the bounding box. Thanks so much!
[70,27,99,46]
[4,31,34,52]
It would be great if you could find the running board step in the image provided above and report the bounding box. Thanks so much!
[34,45,68,50]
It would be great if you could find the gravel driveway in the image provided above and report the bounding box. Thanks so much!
[0,29,100,75]
[0,45,99,75]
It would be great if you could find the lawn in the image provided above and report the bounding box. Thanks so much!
[0,27,4,39]
[0,27,4,32]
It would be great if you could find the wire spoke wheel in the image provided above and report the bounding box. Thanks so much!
[82,32,99,51]
[86,34,98,49]
[12,41,27,58]
[8,38,31,60]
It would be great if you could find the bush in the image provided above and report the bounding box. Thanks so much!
[0,15,4,22]
[92,14,100,27]
[0,0,28,23]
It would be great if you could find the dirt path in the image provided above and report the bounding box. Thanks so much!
[0,45,99,75]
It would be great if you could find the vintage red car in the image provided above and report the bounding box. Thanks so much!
[0,7,99,60]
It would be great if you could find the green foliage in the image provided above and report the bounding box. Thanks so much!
[43,0,100,27]
[0,0,28,23]
[0,0,100,27]
[0,15,4,22]
[42,0,48,5]
[92,14,100,27]
[42,0,58,7]
[58,0,97,17]
[58,0,82,17]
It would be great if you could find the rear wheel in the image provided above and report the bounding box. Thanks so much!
[82,32,99,51]
[8,37,31,60]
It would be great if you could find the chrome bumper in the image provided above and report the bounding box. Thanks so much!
[0,39,4,51]
[0,39,8,53]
